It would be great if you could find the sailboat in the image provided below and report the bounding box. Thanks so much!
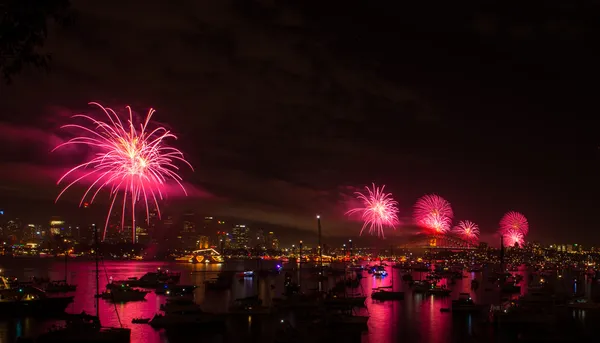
[372,253,404,301]
[45,252,77,293]
[36,225,131,343]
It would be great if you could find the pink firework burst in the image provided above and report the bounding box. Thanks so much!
[54,102,193,242]
[504,229,524,247]
[454,220,480,242]
[345,183,399,238]
[413,194,454,233]
[499,211,529,236]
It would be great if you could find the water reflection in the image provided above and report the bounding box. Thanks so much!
[1,259,599,342]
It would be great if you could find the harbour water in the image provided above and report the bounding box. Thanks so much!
[0,259,597,343]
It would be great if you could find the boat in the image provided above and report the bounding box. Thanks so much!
[372,289,404,300]
[160,298,203,314]
[427,286,451,296]
[155,284,196,296]
[203,272,233,290]
[0,274,73,317]
[500,283,521,293]
[371,263,403,301]
[44,280,77,293]
[412,280,431,293]
[324,295,367,308]
[131,318,150,324]
[0,284,74,317]
[149,311,226,329]
[35,226,130,343]
[114,268,180,288]
[452,293,481,312]
[229,295,272,315]
[98,285,148,302]
[566,299,600,310]
[237,270,255,278]
[36,313,130,343]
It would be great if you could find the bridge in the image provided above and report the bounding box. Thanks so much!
[175,248,224,263]
[399,233,478,250]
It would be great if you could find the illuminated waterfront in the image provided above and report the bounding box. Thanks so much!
[0,259,597,343]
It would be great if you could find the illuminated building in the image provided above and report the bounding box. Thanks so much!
[198,235,209,249]
[255,229,266,249]
[49,217,65,236]
[136,226,150,245]
[216,231,230,250]
[266,231,278,250]
[180,212,197,249]
[232,224,250,249]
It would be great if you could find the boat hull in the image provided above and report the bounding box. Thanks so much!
[36,327,130,343]
[0,296,74,317]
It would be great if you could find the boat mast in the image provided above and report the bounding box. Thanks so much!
[317,215,322,270]
[94,223,100,318]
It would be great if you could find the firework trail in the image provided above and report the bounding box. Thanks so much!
[454,220,480,242]
[54,102,193,242]
[413,194,454,233]
[504,229,524,247]
[499,211,529,236]
[346,183,399,238]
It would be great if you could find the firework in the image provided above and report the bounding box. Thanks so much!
[454,220,480,242]
[54,102,193,242]
[414,194,454,233]
[503,229,524,247]
[499,211,529,236]
[346,183,399,238]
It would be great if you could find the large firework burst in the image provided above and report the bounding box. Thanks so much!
[454,220,480,242]
[346,183,399,238]
[54,102,193,242]
[413,194,454,233]
[499,211,529,236]
[503,229,524,247]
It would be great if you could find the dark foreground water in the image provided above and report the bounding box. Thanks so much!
[0,259,597,343]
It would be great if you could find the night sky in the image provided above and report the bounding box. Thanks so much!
[1,0,599,245]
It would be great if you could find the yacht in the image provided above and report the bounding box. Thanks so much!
[160,298,203,314]
[99,285,148,302]
[36,313,130,343]
[114,268,180,288]
[44,280,77,293]
[452,293,481,312]
[0,281,73,316]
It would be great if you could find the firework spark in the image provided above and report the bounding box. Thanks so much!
[503,229,524,247]
[499,211,529,236]
[454,220,480,242]
[54,102,193,242]
[414,194,454,233]
[346,183,399,238]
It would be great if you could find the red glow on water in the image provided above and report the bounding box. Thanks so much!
[54,102,193,242]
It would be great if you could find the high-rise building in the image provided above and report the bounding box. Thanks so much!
[232,224,250,249]
[49,217,65,236]
[266,231,279,250]
[136,226,150,245]
[254,229,266,249]
[180,212,197,249]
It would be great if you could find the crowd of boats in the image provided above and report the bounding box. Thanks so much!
[4,257,600,343]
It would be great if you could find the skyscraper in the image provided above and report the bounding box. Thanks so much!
[180,212,197,249]
[232,224,250,249]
